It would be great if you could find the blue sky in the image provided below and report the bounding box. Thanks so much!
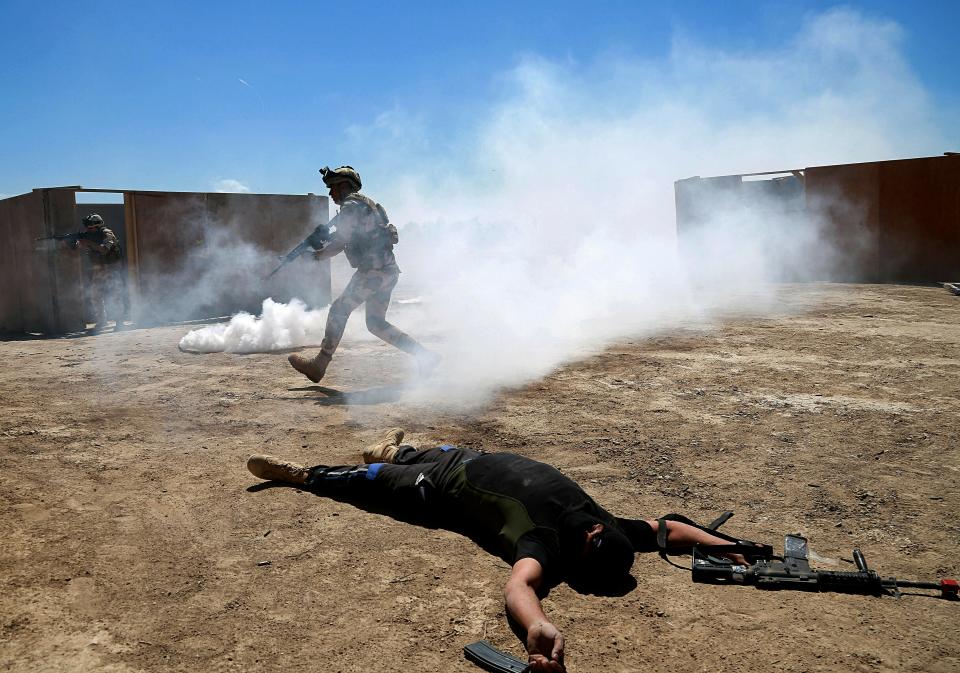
[1,1,957,199]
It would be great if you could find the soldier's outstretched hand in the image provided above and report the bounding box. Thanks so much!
[526,621,565,672]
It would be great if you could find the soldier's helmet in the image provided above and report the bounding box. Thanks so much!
[319,165,362,191]
[83,213,105,227]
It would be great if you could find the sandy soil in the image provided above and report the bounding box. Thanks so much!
[1,283,958,673]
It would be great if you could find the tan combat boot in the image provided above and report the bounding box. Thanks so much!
[362,427,405,464]
[288,351,332,383]
[247,454,310,484]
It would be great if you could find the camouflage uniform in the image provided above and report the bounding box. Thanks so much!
[319,192,424,358]
[81,227,128,326]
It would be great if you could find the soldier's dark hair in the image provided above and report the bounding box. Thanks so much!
[559,512,635,584]
[583,525,634,577]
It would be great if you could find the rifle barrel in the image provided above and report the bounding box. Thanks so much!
[888,578,958,594]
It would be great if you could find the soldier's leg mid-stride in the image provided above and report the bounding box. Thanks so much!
[286,165,439,384]
[288,268,439,383]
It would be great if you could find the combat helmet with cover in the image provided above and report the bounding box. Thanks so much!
[319,165,362,191]
[83,213,105,228]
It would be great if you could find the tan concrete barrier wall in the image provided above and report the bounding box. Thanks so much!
[2,188,331,334]
[804,163,881,282]
[0,189,85,334]
[677,155,960,283]
[0,192,39,332]
[128,191,330,324]
[878,155,960,282]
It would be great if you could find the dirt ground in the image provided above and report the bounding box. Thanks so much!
[2,283,958,673]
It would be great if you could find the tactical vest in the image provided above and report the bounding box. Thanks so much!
[89,227,123,265]
[340,193,399,271]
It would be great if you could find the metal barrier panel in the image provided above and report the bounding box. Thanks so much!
[0,192,40,332]
[42,188,87,332]
[804,163,881,282]
[878,155,960,282]
[130,191,330,324]
[1,189,86,333]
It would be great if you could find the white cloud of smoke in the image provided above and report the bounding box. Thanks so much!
[178,294,382,353]
[214,178,251,193]
[125,195,330,330]
[375,8,948,406]
[181,8,950,409]
[179,298,325,353]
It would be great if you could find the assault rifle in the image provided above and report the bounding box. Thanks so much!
[36,230,105,245]
[692,533,958,599]
[266,223,332,279]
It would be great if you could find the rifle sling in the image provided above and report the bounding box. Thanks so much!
[707,511,734,530]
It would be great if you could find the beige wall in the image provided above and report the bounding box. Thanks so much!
[804,163,881,282]
[805,155,960,282]
[127,191,331,324]
[0,192,37,332]
[676,155,960,283]
[1,189,331,334]
[0,189,85,334]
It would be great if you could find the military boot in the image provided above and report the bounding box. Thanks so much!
[362,427,405,464]
[288,351,332,383]
[247,454,310,484]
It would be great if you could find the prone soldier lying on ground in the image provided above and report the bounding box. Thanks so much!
[247,430,753,672]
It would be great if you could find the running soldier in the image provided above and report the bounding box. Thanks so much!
[71,213,128,331]
[247,431,751,672]
[288,166,439,383]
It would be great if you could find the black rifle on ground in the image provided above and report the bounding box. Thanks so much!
[266,223,332,279]
[36,230,105,245]
[692,533,958,599]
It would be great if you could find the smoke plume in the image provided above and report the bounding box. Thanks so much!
[181,8,950,408]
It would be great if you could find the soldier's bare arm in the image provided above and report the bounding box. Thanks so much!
[644,518,749,564]
[504,558,566,672]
